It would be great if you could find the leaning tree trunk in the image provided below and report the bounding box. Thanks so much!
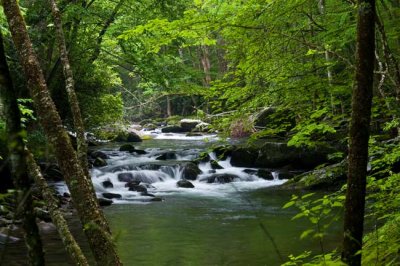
[49,0,90,179]
[25,151,89,266]
[342,0,375,265]
[1,1,122,265]
[0,28,45,266]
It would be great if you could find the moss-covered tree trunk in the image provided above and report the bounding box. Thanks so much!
[0,28,45,266]
[25,150,89,266]
[49,0,90,179]
[1,1,122,265]
[342,0,375,265]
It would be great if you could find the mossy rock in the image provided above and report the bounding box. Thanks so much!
[281,160,347,190]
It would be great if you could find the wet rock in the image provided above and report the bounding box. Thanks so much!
[180,119,202,132]
[128,184,148,193]
[132,149,147,155]
[98,198,113,206]
[118,172,134,182]
[208,169,216,174]
[93,157,107,167]
[257,169,274,180]
[196,152,211,163]
[204,174,239,184]
[90,151,109,160]
[276,171,295,180]
[102,180,114,188]
[177,179,195,188]
[282,161,347,190]
[63,192,71,198]
[243,169,257,175]
[114,131,142,142]
[161,126,185,133]
[212,146,233,160]
[124,180,141,188]
[229,142,336,170]
[102,193,122,199]
[230,147,258,167]
[182,162,202,180]
[127,131,142,142]
[156,152,177,160]
[120,144,136,152]
[210,160,223,169]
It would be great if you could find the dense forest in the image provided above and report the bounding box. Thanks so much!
[0,0,399,265]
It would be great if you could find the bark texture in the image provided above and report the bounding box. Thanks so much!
[0,28,45,266]
[50,0,90,179]
[1,1,122,265]
[25,150,89,266]
[342,1,375,265]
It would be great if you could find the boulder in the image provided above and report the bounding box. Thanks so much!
[127,131,142,142]
[98,198,113,206]
[161,126,185,133]
[102,193,122,199]
[212,146,233,160]
[281,161,347,190]
[257,169,274,180]
[128,184,148,193]
[210,160,223,169]
[119,144,136,152]
[181,162,202,180]
[117,172,134,182]
[132,149,147,155]
[180,119,202,132]
[276,171,296,180]
[90,151,109,160]
[243,169,257,175]
[102,180,114,188]
[204,174,239,184]
[93,157,107,167]
[156,152,177,160]
[177,179,195,188]
[122,172,163,183]
[230,147,258,167]
[124,180,141,188]
[229,142,336,170]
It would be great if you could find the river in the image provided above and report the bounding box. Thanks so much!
[1,132,342,265]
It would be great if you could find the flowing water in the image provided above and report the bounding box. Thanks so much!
[1,132,342,265]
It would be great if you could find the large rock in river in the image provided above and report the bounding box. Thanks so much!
[229,142,336,170]
[161,126,185,133]
[281,160,347,190]
[177,179,195,188]
[180,119,202,132]
[181,162,202,180]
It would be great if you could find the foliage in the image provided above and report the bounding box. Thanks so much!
[283,191,345,265]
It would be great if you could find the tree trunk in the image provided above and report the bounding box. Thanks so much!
[342,0,375,265]
[25,150,89,266]
[1,1,122,265]
[50,0,90,179]
[0,27,45,266]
